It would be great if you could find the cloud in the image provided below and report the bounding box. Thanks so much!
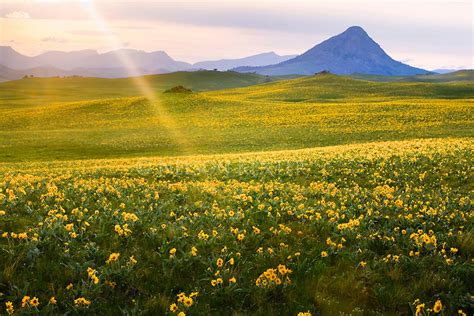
[41,36,69,43]
[67,30,117,36]
[114,25,155,30]
[67,30,103,36]
[4,10,30,19]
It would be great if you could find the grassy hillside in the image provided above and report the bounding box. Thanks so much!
[1,138,472,314]
[0,70,278,108]
[0,73,473,162]
[350,69,474,83]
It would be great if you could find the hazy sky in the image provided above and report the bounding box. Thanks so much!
[0,0,472,69]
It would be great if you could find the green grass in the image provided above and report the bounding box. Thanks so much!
[0,73,473,162]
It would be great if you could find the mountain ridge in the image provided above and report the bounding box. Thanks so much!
[0,47,299,79]
[0,46,192,71]
[193,52,297,71]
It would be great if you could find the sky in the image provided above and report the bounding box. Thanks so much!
[0,0,472,70]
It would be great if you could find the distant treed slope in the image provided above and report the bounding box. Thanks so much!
[350,70,474,83]
[193,52,297,71]
[433,69,463,74]
[234,26,430,76]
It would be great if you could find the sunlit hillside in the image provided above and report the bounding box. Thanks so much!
[0,73,472,162]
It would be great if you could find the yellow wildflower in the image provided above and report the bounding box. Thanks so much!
[433,299,442,313]
[129,255,137,265]
[5,301,14,315]
[169,303,178,312]
[106,252,120,264]
[30,297,39,307]
[183,296,193,307]
[74,297,91,307]
[21,295,30,308]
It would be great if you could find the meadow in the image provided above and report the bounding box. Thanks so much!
[0,72,473,162]
[0,71,473,315]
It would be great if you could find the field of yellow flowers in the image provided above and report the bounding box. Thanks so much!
[0,138,472,315]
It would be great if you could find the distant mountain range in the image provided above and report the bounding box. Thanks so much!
[0,46,191,74]
[193,52,296,71]
[234,26,430,76]
[0,46,297,81]
[0,26,459,81]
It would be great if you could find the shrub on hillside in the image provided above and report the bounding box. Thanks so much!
[164,85,192,93]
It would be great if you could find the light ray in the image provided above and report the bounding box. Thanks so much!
[80,1,192,154]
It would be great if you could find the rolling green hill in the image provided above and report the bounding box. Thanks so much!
[0,71,281,108]
[0,73,473,162]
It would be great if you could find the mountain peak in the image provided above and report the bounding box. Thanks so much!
[335,26,372,43]
[260,51,278,56]
[343,26,367,35]
[0,46,16,52]
[234,26,429,76]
